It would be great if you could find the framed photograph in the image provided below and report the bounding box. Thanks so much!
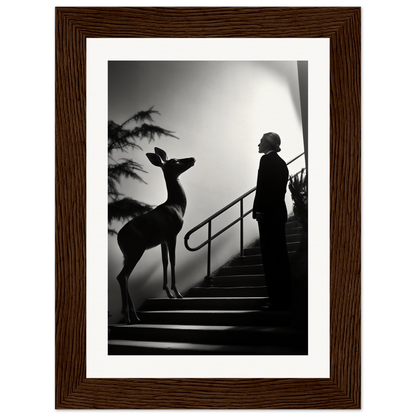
[56,7,360,409]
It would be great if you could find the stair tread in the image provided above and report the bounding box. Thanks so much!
[202,275,266,287]
[206,275,265,280]
[186,286,268,297]
[109,323,300,338]
[209,274,265,277]
[189,286,267,290]
[133,309,292,326]
[140,297,269,311]
[244,252,299,255]
[110,323,297,332]
[216,265,265,276]
[221,265,263,268]
[138,309,287,314]
[147,296,268,300]
[108,339,306,355]
[229,252,296,260]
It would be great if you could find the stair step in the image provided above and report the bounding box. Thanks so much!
[286,233,302,243]
[186,286,268,297]
[287,241,300,250]
[109,324,305,348]
[243,248,299,258]
[216,264,264,276]
[108,339,307,355]
[286,228,302,236]
[228,253,298,267]
[244,246,261,256]
[230,255,263,266]
[217,246,299,275]
[285,221,302,232]
[140,297,269,311]
[202,274,266,287]
[135,310,291,326]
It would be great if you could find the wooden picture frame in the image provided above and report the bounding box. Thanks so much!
[55,7,360,409]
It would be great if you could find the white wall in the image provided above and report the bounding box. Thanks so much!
[108,61,305,323]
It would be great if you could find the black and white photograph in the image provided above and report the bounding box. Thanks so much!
[106,60,309,355]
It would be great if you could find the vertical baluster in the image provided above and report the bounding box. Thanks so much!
[240,199,244,257]
[207,220,212,277]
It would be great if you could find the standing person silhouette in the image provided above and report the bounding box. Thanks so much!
[253,132,292,311]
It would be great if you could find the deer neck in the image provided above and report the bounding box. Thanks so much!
[164,175,187,215]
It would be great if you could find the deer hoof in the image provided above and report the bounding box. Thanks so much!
[130,313,140,324]
[164,288,174,298]
[173,289,183,299]
[122,310,140,325]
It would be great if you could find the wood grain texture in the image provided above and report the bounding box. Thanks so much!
[55,7,361,409]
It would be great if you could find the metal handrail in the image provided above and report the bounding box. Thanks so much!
[184,152,305,277]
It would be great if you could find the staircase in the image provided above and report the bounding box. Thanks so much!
[108,220,307,355]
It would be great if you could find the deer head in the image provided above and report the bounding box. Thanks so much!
[146,147,195,179]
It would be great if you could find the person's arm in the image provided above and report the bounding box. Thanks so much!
[253,156,271,219]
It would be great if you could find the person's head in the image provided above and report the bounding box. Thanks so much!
[258,132,281,154]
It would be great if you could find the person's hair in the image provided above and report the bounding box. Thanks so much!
[264,132,281,152]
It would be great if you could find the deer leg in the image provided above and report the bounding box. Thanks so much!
[167,237,183,298]
[126,292,140,324]
[116,256,141,324]
[161,242,174,298]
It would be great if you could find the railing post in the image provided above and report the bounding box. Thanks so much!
[207,220,212,277]
[240,199,244,257]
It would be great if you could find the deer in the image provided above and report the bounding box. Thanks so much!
[115,147,196,324]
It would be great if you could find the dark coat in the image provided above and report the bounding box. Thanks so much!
[253,152,288,223]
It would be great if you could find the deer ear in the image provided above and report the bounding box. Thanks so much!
[154,147,168,161]
[146,153,164,167]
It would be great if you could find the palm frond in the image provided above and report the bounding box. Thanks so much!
[140,123,179,141]
[108,121,178,154]
[108,160,147,183]
[108,160,147,201]
[120,106,160,127]
[108,121,144,154]
[108,178,121,200]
